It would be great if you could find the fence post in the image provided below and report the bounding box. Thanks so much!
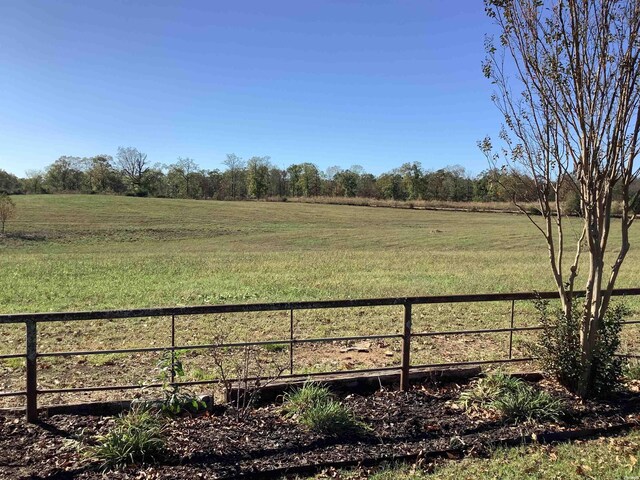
[508,300,515,360]
[289,309,294,375]
[400,303,412,391]
[26,319,38,423]
[170,314,176,384]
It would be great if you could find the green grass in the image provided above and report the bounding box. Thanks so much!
[5,194,634,313]
[296,429,640,479]
[1,195,639,404]
[282,382,333,418]
[297,398,364,436]
[2,195,639,311]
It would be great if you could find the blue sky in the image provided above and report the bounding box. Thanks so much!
[0,1,502,177]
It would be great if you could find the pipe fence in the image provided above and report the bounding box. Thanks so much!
[1,288,639,422]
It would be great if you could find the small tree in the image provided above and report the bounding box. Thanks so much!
[483,0,640,397]
[0,193,16,235]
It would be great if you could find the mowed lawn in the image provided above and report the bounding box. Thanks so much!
[0,195,639,406]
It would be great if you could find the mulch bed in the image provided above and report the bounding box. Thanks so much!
[1,378,639,479]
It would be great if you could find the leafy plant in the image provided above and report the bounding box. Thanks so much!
[532,299,628,398]
[459,371,522,410]
[492,384,564,423]
[156,350,206,415]
[460,372,564,423]
[88,407,167,470]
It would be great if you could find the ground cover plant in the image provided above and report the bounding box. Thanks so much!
[460,372,565,424]
[283,382,366,436]
[87,406,167,470]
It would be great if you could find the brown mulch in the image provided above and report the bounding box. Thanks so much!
[1,380,639,479]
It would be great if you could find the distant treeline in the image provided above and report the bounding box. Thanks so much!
[1,147,636,205]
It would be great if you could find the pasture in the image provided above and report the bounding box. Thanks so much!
[1,195,639,406]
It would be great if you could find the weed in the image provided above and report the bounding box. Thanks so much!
[0,357,23,369]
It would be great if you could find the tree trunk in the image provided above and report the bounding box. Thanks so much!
[577,247,607,397]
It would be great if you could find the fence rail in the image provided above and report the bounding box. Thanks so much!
[1,288,639,422]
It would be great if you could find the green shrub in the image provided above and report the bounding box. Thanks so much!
[89,407,167,470]
[563,191,581,216]
[610,200,624,216]
[532,300,627,398]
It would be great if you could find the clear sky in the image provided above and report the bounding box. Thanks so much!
[0,1,502,177]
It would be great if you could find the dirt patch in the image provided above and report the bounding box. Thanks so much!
[1,379,639,479]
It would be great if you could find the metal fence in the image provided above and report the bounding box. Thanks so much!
[1,288,639,422]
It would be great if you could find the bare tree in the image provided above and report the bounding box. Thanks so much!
[0,193,16,235]
[482,0,640,397]
[116,147,149,193]
[175,157,199,198]
[210,333,287,418]
[223,153,245,200]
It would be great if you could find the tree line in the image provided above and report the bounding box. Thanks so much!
[1,146,636,205]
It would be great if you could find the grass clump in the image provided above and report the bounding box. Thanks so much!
[88,407,167,470]
[298,398,362,436]
[282,381,333,417]
[283,381,365,436]
[460,372,564,423]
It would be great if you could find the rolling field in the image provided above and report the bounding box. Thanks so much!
[1,195,639,406]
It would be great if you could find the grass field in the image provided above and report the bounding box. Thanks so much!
[0,195,639,406]
[300,429,640,479]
